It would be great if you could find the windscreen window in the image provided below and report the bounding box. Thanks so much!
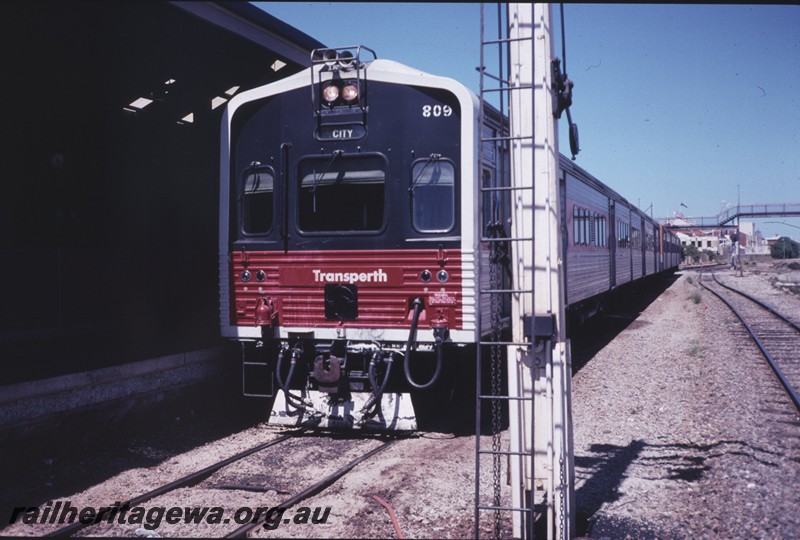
[411,157,455,232]
[241,165,274,234]
[298,153,386,232]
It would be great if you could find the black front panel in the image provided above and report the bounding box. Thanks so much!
[324,284,358,321]
[229,79,463,252]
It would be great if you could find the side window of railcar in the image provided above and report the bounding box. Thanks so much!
[298,154,386,232]
[574,205,600,247]
[573,206,582,245]
[482,168,496,232]
[595,214,607,247]
[617,220,629,248]
[241,165,275,234]
[411,157,455,233]
[577,211,608,248]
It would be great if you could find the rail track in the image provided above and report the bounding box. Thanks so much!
[224,434,400,538]
[699,271,800,411]
[44,427,403,537]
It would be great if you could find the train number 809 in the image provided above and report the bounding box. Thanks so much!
[422,104,453,118]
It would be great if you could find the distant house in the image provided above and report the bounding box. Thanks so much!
[673,221,770,256]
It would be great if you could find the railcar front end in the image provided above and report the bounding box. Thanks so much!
[219,48,488,429]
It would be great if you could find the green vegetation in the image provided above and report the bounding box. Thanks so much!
[685,339,706,358]
[689,292,702,304]
[682,244,701,263]
[682,244,716,264]
[771,236,800,259]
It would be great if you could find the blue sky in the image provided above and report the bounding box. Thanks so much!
[255,3,800,240]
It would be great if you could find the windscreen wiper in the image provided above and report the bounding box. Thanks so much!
[409,153,441,194]
[310,150,343,212]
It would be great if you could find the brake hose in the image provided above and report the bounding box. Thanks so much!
[403,298,443,390]
[362,350,394,416]
[275,347,306,410]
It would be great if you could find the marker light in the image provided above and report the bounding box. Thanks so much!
[341,82,359,102]
[338,51,355,69]
[322,83,339,103]
[323,49,339,67]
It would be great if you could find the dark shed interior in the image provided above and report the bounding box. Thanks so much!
[0,1,322,383]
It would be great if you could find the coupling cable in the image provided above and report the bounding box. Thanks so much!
[403,298,443,390]
[361,349,395,417]
[275,347,308,411]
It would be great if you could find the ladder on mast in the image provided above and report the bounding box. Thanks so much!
[474,4,575,539]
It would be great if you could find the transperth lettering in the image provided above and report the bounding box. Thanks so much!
[312,269,388,284]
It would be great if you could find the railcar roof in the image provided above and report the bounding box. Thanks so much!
[560,156,645,215]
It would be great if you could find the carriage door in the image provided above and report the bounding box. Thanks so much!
[608,199,616,288]
[654,223,660,271]
[641,216,647,276]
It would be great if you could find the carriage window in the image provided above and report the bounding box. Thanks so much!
[595,214,607,247]
[618,220,630,248]
[242,166,274,234]
[298,153,385,232]
[573,205,593,246]
[411,157,455,232]
[482,168,496,232]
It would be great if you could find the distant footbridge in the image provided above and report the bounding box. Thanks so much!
[658,202,800,229]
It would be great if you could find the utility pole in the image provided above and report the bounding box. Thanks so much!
[506,4,573,538]
[737,184,743,276]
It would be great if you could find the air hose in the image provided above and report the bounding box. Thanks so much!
[403,297,443,390]
[361,350,394,417]
[275,347,306,410]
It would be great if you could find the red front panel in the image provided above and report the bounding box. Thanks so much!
[230,249,463,330]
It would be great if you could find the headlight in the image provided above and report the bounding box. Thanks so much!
[322,83,339,103]
[341,82,359,102]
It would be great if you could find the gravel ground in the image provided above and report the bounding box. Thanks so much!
[573,262,800,539]
[1,377,513,539]
[2,261,799,539]
[1,421,512,538]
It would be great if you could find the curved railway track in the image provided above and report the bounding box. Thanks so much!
[699,271,800,411]
[225,436,400,538]
[44,427,403,537]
